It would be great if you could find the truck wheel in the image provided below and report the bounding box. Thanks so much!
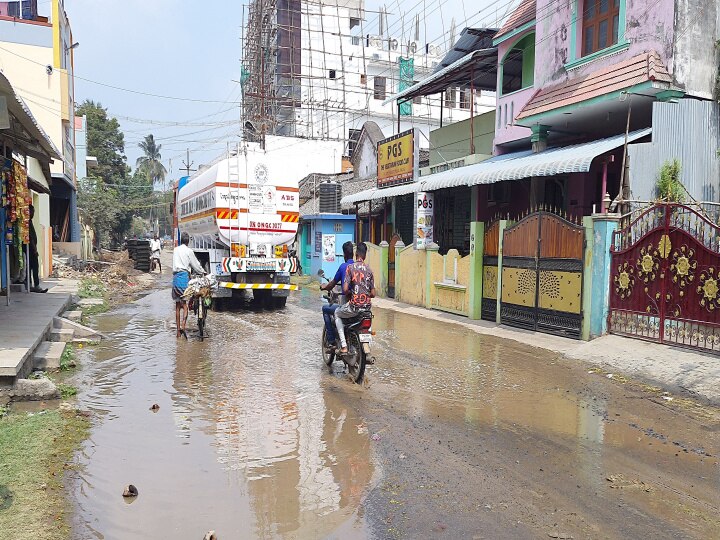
[273,297,287,309]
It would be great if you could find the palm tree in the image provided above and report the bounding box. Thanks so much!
[136,135,167,189]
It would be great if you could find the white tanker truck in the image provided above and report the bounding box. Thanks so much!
[176,136,343,308]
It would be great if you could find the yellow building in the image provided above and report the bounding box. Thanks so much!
[0,0,80,272]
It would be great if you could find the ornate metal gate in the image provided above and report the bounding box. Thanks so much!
[481,221,500,321]
[609,203,720,352]
[500,211,585,338]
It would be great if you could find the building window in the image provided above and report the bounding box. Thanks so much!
[329,69,337,79]
[360,73,367,85]
[497,106,501,128]
[582,0,620,56]
[459,90,470,109]
[351,35,361,46]
[374,76,386,100]
[500,33,535,95]
[444,87,456,108]
[347,128,362,158]
[350,17,360,29]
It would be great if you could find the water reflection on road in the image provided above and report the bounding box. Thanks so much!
[71,290,374,539]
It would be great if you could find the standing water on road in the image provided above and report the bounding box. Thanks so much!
[69,287,719,539]
[69,289,374,539]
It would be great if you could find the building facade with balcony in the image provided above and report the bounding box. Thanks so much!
[0,0,80,248]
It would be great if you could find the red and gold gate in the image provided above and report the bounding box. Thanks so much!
[609,203,720,352]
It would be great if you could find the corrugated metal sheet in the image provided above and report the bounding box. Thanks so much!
[340,181,423,204]
[629,100,720,202]
[420,129,651,191]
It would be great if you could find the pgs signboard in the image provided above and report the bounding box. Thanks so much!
[416,191,434,248]
[377,129,418,188]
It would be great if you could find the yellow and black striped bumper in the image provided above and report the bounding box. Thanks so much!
[218,282,298,291]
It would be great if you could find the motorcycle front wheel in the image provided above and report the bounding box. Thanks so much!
[347,333,366,384]
[321,327,335,367]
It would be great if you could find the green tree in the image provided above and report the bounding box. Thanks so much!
[76,100,129,184]
[656,159,685,202]
[76,100,156,246]
[77,178,120,248]
[136,135,167,190]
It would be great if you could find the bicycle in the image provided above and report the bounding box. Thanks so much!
[183,275,217,341]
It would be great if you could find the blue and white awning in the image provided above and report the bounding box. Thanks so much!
[419,129,652,191]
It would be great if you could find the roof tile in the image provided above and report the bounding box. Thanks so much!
[517,51,672,120]
[495,0,536,40]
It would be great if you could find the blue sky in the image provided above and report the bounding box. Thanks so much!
[65,0,515,180]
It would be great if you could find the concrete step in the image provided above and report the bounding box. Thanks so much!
[63,310,82,322]
[78,298,105,307]
[49,328,74,343]
[32,341,65,370]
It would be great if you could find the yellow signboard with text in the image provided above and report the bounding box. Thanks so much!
[377,129,416,188]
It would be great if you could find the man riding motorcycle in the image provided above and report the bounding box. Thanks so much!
[335,242,375,356]
[320,241,354,349]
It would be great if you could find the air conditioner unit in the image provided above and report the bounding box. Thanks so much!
[372,53,380,60]
[426,43,438,56]
[370,37,382,48]
[390,38,398,51]
[409,41,418,54]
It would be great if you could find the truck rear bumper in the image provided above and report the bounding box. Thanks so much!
[217,283,298,291]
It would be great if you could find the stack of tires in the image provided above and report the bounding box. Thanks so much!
[133,240,151,272]
[125,240,138,261]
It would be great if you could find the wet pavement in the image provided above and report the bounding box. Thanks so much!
[67,284,720,539]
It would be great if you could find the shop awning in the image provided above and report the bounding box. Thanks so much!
[382,27,499,107]
[419,129,652,191]
[0,72,61,162]
[341,181,423,205]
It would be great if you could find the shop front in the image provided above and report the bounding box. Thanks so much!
[0,73,61,301]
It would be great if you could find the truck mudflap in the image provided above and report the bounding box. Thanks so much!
[217,283,298,291]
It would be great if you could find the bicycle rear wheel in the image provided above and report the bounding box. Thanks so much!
[198,300,206,341]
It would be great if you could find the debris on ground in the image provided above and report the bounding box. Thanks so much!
[203,532,218,540]
[150,404,160,412]
[52,249,163,305]
[122,484,139,498]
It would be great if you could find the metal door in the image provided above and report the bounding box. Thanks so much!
[500,211,585,338]
[387,234,400,298]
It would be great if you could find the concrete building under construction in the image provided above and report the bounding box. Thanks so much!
[241,0,494,154]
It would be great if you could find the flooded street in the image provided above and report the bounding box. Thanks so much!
[68,285,719,539]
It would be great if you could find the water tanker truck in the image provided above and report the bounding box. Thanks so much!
[176,136,343,308]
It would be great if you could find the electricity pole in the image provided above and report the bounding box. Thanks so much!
[181,148,196,177]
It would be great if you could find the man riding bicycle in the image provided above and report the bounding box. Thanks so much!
[320,241,354,348]
[335,242,375,355]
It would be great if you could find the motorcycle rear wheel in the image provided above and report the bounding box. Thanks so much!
[346,333,366,384]
[321,327,335,366]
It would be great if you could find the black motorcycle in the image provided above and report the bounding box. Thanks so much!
[319,270,373,384]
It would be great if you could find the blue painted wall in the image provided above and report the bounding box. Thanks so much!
[590,217,619,338]
[302,214,355,279]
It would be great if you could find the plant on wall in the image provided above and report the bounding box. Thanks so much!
[655,159,685,202]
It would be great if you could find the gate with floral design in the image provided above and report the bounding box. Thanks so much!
[609,203,720,352]
[500,211,585,338]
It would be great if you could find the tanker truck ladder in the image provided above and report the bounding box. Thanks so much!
[228,143,242,248]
